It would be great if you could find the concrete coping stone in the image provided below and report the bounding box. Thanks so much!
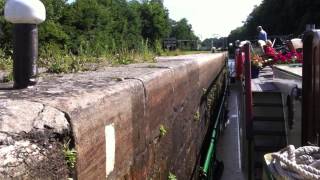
[0,52,227,179]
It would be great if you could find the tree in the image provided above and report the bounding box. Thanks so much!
[0,0,12,52]
[202,37,226,49]
[170,18,197,40]
[229,0,320,42]
[0,0,198,58]
[138,0,171,43]
[35,0,70,57]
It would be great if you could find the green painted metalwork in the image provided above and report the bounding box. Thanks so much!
[200,76,228,178]
[202,109,219,173]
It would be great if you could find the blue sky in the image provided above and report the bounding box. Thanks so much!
[164,0,262,40]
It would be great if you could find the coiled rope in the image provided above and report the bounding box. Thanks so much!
[269,145,320,179]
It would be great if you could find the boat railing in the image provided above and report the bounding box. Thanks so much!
[198,60,229,179]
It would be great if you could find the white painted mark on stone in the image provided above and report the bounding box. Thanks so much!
[105,123,115,178]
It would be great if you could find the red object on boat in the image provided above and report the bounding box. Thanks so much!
[235,48,245,79]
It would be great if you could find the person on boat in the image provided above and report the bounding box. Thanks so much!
[257,26,268,41]
[263,40,285,64]
[263,40,277,58]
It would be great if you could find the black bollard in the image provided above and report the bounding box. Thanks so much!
[13,24,38,89]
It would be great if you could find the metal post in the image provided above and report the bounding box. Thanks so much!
[302,30,320,145]
[4,0,46,89]
[244,43,253,139]
[13,24,38,88]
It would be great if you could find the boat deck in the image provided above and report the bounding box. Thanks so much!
[216,66,286,179]
[251,67,278,92]
[216,83,246,180]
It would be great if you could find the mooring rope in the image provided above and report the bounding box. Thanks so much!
[269,145,320,179]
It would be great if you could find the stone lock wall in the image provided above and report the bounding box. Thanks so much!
[0,53,227,179]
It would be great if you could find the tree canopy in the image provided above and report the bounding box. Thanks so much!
[228,0,320,42]
[170,18,197,40]
[0,0,198,57]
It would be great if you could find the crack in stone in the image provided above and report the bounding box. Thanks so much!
[0,101,73,179]
[33,104,45,127]
[134,66,173,69]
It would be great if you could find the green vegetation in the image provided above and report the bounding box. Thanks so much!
[0,0,199,74]
[63,140,77,169]
[201,38,227,50]
[202,88,207,95]
[159,124,167,137]
[207,87,216,111]
[0,49,12,70]
[228,0,320,42]
[2,71,13,82]
[194,109,200,122]
[168,172,177,180]
[171,18,198,40]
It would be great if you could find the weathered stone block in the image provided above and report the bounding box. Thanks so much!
[0,53,227,179]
